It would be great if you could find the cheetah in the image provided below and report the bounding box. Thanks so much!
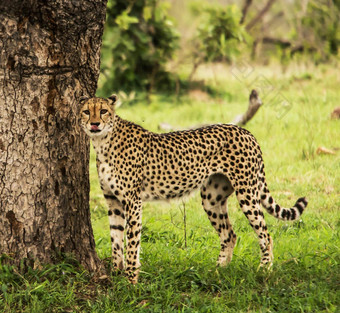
[79,94,308,284]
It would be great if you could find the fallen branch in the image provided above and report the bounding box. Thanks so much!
[330,107,340,119]
[316,147,337,155]
[232,89,263,126]
[158,89,263,132]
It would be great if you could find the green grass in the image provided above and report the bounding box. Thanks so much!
[1,63,339,312]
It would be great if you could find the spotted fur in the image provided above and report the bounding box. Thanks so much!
[80,95,308,283]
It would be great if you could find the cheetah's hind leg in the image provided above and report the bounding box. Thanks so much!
[201,174,236,266]
[236,187,274,268]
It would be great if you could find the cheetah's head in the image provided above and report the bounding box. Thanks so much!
[79,94,117,138]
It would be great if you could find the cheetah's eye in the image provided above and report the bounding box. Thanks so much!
[100,109,108,115]
[83,110,90,115]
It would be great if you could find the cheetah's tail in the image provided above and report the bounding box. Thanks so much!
[260,185,308,221]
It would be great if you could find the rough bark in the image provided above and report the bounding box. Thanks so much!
[0,0,107,272]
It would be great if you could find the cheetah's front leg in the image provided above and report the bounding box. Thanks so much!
[125,197,143,284]
[104,194,126,271]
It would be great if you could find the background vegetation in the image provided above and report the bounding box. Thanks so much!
[98,0,339,97]
[1,0,339,312]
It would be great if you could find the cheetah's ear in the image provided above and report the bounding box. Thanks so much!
[108,94,118,105]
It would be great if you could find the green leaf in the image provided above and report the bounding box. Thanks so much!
[143,6,152,21]
[115,11,139,30]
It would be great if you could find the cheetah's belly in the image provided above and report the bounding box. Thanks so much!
[140,171,209,202]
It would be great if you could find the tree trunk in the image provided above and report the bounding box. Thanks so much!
[0,0,107,273]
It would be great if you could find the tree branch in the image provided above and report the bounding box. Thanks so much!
[246,0,276,31]
[262,36,292,48]
[240,0,253,24]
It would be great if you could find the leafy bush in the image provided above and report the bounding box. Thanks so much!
[100,0,179,94]
[187,3,250,81]
[193,4,249,63]
[300,0,340,59]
